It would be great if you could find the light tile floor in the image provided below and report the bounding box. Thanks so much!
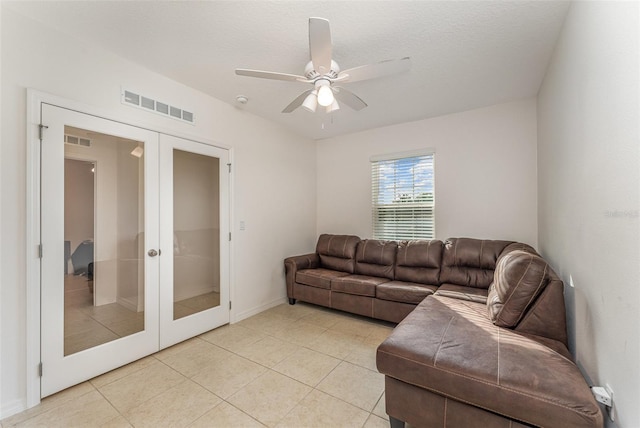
[2,302,395,428]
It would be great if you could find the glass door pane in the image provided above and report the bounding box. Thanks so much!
[172,149,220,320]
[63,126,146,355]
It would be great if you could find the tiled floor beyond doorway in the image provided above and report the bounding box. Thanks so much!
[2,302,395,427]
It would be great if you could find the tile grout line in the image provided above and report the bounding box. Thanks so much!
[269,380,315,427]
[93,383,135,426]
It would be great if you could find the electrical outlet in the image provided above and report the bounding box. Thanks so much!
[605,384,615,422]
[592,387,611,406]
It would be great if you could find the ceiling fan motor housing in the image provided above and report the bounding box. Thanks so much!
[305,60,339,81]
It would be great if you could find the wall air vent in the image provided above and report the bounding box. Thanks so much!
[121,89,195,125]
[64,134,91,147]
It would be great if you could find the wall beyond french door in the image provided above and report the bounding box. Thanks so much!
[40,103,230,397]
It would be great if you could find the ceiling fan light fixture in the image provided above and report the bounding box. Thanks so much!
[130,146,144,158]
[302,90,318,113]
[326,99,340,113]
[316,82,334,107]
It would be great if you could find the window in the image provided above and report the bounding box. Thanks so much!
[371,150,435,240]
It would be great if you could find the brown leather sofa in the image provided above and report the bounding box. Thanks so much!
[284,234,603,427]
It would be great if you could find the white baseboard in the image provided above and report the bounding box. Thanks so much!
[1,398,26,420]
[233,297,287,323]
[116,296,139,312]
[174,284,217,302]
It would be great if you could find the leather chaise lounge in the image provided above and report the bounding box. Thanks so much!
[284,234,603,427]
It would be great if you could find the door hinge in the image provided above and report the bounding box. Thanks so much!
[38,362,43,377]
[38,124,48,141]
[227,163,231,173]
[229,232,231,241]
[229,301,232,310]
[38,244,43,259]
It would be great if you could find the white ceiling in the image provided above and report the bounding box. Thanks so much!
[5,1,570,140]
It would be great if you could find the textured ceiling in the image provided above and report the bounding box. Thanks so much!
[4,1,570,140]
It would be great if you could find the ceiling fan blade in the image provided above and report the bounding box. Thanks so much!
[333,87,368,111]
[309,17,332,74]
[235,69,306,82]
[282,89,314,113]
[338,57,411,83]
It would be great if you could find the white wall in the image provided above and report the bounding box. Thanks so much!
[317,98,538,246]
[0,7,316,417]
[537,2,639,427]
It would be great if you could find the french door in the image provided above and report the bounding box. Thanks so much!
[40,104,229,397]
[159,134,230,348]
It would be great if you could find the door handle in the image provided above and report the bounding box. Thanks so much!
[148,249,159,257]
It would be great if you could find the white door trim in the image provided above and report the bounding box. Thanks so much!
[26,89,235,409]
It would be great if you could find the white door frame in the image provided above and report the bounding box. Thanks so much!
[26,89,235,408]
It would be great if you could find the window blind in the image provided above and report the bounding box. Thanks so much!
[371,152,435,240]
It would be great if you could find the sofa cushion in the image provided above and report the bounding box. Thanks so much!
[394,240,443,285]
[377,296,602,428]
[316,234,360,273]
[498,242,539,260]
[515,277,568,346]
[377,281,437,304]
[355,239,397,279]
[487,250,550,328]
[434,284,489,304]
[331,275,389,297]
[296,268,349,289]
[440,238,513,288]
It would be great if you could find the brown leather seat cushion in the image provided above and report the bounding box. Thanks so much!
[331,275,389,297]
[434,284,489,304]
[377,296,602,428]
[296,268,349,289]
[377,281,437,304]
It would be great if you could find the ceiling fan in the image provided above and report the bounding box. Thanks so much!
[235,17,411,114]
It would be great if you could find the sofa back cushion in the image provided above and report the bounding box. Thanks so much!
[394,240,443,285]
[498,242,539,260]
[515,275,568,346]
[440,238,514,288]
[354,239,397,279]
[316,234,360,273]
[487,250,550,328]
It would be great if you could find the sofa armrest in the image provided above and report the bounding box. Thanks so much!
[284,253,319,298]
